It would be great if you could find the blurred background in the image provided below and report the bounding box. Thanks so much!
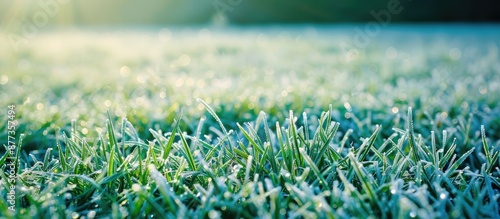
[1,0,499,151]
[1,0,500,27]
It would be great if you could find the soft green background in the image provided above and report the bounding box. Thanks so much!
[1,0,499,27]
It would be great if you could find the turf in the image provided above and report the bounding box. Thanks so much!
[0,25,499,218]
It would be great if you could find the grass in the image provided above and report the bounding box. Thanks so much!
[1,25,500,218]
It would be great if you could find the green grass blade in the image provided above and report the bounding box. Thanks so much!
[178,127,197,171]
[300,148,330,190]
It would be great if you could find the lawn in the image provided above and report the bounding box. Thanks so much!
[1,25,499,218]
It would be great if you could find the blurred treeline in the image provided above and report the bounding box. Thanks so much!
[1,0,499,26]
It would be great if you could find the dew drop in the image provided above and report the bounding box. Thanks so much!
[409,210,417,218]
[87,211,96,219]
[132,184,141,192]
[440,193,447,199]
[64,193,72,200]
[208,210,220,219]
[280,208,287,215]
[391,107,399,114]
